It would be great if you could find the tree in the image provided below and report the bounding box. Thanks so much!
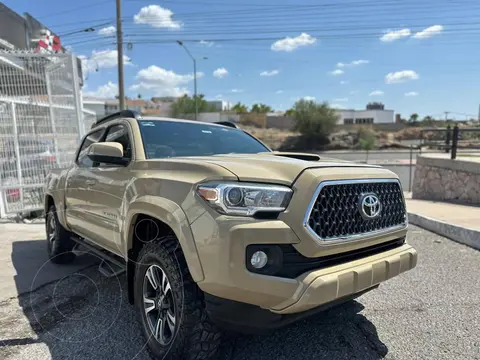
[169,94,216,118]
[409,113,419,123]
[137,94,142,99]
[285,108,295,117]
[421,115,435,127]
[358,128,376,163]
[251,103,273,113]
[292,99,339,148]
[231,102,248,113]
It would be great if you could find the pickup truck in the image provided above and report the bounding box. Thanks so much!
[44,110,417,360]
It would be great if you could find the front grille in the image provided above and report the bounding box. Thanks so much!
[306,179,406,241]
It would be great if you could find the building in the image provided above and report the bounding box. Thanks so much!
[0,2,83,82]
[335,108,395,125]
[207,100,231,111]
[83,98,106,120]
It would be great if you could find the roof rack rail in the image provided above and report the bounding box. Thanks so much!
[91,110,142,128]
[214,121,239,129]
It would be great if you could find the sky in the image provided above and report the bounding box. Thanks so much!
[5,0,480,119]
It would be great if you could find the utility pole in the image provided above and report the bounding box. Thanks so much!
[116,0,125,110]
[444,111,449,122]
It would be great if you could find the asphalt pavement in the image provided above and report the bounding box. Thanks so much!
[0,223,479,360]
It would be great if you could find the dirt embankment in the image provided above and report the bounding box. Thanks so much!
[241,126,417,151]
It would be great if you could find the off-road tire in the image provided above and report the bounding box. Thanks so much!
[134,235,222,360]
[46,205,76,264]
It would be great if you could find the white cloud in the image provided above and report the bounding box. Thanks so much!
[385,70,419,84]
[412,25,443,39]
[129,65,201,97]
[276,90,283,94]
[405,91,419,97]
[98,26,116,36]
[330,103,346,109]
[369,90,384,96]
[329,69,344,76]
[380,28,411,42]
[84,81,118,98]
[199,40,214,47]
[303,96,316,101]
[337,60,369,67]
[214,94,223,99]
[340,80,349,85]
[350,90,358,95]
[213,67,228,78]
[231,89,244,93]
[81,49,131,71]
[271,33,317,52]
[333,98,348,102]
[260,69,280,77]
[133,5,182,29]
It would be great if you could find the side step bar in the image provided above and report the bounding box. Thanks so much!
[71,236,126,278]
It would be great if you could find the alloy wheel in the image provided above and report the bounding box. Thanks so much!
[143,264,176,345]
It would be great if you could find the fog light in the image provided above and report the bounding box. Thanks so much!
[250,251,268,269]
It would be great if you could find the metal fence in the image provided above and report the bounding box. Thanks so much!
[0,50,95,217]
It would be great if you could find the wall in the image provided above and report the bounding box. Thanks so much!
[412,155,480,204]
[180,112,240,123]
[266,115,294,130]
[336,109,395,124]
[335,122,405,132]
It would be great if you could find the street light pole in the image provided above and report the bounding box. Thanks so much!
[193,58,198,120]
[116,0,125,110]
[177,41,206,121]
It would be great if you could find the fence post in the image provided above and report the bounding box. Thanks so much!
[409,145,413,192]
[445,125,451,153]
[45,70,60,165]
[11,102,24,209]
[71,53,85,141]
[451,125,459,160]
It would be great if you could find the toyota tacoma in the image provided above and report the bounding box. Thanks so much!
[44,110,417,360]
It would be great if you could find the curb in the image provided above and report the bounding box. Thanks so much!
[408,212,480,251]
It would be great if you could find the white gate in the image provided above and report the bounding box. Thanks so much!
[0,50,95,216]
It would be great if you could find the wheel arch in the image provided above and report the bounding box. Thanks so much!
[124,197,205,304]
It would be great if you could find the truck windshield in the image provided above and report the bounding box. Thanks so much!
[138,120,270,159]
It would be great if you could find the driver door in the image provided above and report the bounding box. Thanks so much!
[82,123,134,256]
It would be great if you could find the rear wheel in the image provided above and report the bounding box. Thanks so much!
[135,235,222,360]
[46,205,76,264]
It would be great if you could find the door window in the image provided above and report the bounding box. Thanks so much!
[99,124,132,166]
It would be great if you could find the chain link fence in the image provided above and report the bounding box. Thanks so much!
[0,50,94,217]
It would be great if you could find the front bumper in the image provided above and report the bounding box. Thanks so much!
[192,212,417,313]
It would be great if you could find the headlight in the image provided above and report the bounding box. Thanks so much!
[196,182,293,216]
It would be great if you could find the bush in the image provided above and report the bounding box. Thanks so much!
[292,100,339,143]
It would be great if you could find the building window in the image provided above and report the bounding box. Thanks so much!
[344,118,354,124]
[354,118,374,124]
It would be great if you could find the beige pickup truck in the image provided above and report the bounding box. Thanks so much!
[44,110,417,360]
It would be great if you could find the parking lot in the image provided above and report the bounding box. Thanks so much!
[0,222,479,360]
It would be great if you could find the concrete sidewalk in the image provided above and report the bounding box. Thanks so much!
[405,192,480,250]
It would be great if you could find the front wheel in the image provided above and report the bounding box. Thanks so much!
[135,235,222,360]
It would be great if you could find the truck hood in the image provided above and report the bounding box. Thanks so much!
[182,152,383,185]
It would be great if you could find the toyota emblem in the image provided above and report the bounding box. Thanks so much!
[359,193,381,219]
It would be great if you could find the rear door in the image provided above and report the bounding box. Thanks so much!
[65,128,105,237]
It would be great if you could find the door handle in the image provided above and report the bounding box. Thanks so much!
[85,180,96,186]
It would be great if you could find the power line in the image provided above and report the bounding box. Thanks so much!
[35,0,112,20]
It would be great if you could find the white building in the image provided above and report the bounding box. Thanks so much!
[335,109,395,125]
[83,99,106,120]
[207,100,231,111]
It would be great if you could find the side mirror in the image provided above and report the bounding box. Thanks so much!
[87,142,128,166]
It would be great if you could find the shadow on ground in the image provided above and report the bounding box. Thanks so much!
[3,238,388,360]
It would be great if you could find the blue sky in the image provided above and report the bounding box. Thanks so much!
[5,0,480,118]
